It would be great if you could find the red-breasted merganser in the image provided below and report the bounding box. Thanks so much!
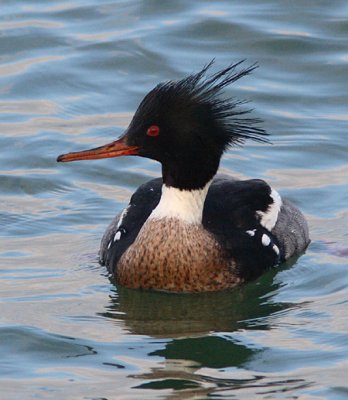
[57,61,310,292]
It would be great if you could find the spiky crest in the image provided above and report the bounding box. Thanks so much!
[157,60,269,147]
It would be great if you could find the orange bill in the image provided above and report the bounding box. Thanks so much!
[57,135,140,162]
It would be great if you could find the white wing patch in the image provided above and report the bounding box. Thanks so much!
[261,233,271,246]
[117,206,129,229]
[113,231,121,242]
[246,228,281,257]
[106,207,130,250]
[272,244,280,255]
[257,188,282,231]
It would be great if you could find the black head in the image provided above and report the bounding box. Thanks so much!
[58,61,268,190]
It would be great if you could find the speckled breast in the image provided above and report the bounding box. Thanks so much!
[116,218,241,292]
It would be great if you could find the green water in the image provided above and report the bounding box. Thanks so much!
[0,1,347,399]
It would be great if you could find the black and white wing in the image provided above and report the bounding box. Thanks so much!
[100,178,162,273]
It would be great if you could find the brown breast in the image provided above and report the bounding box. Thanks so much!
[116,218,242,292]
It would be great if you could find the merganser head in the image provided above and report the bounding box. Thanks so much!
[57,61,268,190]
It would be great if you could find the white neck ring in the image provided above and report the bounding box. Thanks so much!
[149,181,212,224]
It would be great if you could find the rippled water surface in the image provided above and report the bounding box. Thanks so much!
[1,1,348,399]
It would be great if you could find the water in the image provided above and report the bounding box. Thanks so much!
[1,1,347,398]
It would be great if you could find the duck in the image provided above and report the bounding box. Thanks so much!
[57,61,310,292]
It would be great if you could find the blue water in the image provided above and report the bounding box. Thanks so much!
[1,1,347,399]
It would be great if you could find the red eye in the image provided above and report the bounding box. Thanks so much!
[146,125,160,137]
